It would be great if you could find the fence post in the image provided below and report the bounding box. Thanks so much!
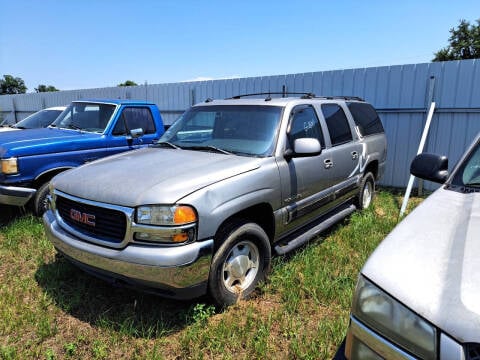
[399,102,436,217]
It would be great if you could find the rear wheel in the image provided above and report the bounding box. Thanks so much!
[356,172,375,210]
[33,182,50,216]
[208,220,271,307]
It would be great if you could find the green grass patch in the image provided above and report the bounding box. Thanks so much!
[0,190,422,359]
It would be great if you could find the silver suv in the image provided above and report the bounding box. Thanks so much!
[43,93,387,306]
[344,133,480,359]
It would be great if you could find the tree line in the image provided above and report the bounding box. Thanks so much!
[2,19,479,95]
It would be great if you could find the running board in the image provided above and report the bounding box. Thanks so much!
[274,204,357,255]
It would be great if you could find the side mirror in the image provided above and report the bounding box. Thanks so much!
[128,128,144,139]
[410,153,449,183]
[285,138,321,159]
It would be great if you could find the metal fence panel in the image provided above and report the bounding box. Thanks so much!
[1,59,479,189]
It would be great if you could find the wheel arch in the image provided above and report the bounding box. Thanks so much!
[364,160,379,180]
[213,203,275,250]
[33,167,74,189]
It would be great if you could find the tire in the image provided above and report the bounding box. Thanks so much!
[208,220,271,307]
[356,172,375,210]
[33,182,50,216]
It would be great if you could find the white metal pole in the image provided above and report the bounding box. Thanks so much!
[399,101,436,217]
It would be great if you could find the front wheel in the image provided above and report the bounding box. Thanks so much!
[208,221,271,307]
[33,182,50,216]
[356,172,375,210]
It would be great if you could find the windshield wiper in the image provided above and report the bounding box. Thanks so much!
[66,123,82,131]
[464,181,480,187]
[154,141,181,149]
[185,145,232,155]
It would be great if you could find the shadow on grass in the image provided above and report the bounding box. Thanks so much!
[35,254,209,338]
[0,205,24,227]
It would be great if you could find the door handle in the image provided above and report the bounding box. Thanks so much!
[324,159,333,169]
[351,151,358,160]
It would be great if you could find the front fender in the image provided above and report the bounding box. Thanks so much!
[180,166,282,240]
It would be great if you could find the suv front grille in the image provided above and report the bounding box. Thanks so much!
[56,195,126,243]
[467,344,480,360]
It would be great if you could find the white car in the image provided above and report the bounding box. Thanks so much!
[344,133,480,359]
[0,106,66,132]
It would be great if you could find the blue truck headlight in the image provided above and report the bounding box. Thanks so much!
[1,157,18,175]
[352,276,437,360]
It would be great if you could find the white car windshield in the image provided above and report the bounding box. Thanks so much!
[452,139,480,188]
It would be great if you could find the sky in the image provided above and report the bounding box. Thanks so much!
[1,0,479,92]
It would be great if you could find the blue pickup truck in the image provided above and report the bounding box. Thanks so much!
[0,99,164,215]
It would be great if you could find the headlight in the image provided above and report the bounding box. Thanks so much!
[48,183,56,210]
[136,205,197,226]
[352,276,437,360]
[1,157,18,175]
[135,205,197,244]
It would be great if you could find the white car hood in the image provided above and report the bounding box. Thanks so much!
[363,187,480,343]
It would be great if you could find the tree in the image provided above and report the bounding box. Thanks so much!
[35,84,59,92]
[0,75,27,94]
[117,80,138,87]
[433,19,480,61]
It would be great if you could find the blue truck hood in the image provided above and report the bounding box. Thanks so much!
[0,128,103,158]
[52,147,262,206]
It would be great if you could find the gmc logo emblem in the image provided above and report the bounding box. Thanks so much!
[70,208,96,227]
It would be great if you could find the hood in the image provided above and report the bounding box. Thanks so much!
[52,147,262,206]
[0,127,19,133]
[0,128,102,158]
[363,187,480,343]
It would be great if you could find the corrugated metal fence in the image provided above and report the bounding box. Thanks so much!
[1,59,479,189]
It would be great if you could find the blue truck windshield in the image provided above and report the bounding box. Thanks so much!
[52,103,116,133]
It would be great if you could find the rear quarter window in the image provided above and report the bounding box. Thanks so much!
[347,102,384,136]
[322,104,353,146]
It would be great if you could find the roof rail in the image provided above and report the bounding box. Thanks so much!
[225,93,364,102]
[317,95,364,101]
[226,92,316,100]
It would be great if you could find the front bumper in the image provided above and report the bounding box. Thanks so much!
[43,210,214,299]
[0,184,36,206]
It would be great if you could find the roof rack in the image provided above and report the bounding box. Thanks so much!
[225,93,364,102]
[226,92,316,100]
[316,95,364,101]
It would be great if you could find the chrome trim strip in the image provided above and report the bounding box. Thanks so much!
[34,166,74,182]
[53,189,134,249]
[346,316,417,360]
[440,333,465,360]
[0,184,36,206]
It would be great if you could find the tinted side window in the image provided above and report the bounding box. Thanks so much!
[288,105,325,148]
[347,102,384,136]
[113,107,156,136]
[322,104,353,146]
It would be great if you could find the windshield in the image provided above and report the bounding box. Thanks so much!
[451,139,480,188]
[14,109,64,129]
[52,102,116,133]
[158,105,283,156]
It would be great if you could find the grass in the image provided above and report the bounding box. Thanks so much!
[0,190,422,359]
